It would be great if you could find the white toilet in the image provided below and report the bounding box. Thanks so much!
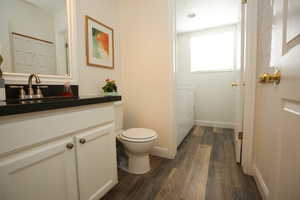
[114,102,158,174]
[118,128,158,174]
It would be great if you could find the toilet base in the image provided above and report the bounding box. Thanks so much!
[126,152,151,174]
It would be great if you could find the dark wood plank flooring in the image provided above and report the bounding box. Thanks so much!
[102,126,262,200]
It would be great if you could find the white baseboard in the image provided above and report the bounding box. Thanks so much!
[150,146,170,159]
[195,120,235,129]
[253,164,269,200]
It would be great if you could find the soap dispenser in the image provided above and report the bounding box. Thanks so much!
[63,81,73,97]
[0,54,6,101]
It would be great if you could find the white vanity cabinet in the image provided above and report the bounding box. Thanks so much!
[0,103,118,200]
[75,123,117,200]
[0,138,79,200]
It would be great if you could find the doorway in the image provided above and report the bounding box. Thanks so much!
[175,0,246,163]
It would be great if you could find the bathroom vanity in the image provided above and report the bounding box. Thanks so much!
[0,0,122,199]
[0,96,121,200]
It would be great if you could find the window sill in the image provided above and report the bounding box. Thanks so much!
[191,69,234,74]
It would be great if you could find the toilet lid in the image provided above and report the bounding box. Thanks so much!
[121,128,157,141]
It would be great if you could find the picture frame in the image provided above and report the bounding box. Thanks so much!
[85,15,114,69]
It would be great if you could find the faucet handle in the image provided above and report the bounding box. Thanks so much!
[9,85,26,99]
[36,86,46,98]
[36,85,48,98]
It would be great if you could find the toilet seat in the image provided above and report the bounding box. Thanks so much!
[120,128,158,142]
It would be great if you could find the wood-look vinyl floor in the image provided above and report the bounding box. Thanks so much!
[102,126,262,200]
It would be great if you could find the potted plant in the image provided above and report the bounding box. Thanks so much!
[102,78,118,96]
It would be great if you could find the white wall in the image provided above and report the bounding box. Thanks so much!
[176,29,236,128]
[77,0,121,95]
[117,0,176,158]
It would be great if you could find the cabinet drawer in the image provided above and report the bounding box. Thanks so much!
[0,104,114,156]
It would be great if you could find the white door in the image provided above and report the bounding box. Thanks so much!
[232,1,246,163]
[272,0,300,198]
[75,123,118,200]
[255,0,300,199]
[0,138,78,200]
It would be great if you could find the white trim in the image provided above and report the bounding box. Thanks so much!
[176,22,239,35]
[3,0,79,85]
[195,120,235,129]
[169,0,177,160]
[241,0,258,176]
[253,164,270,199]
[150,146,170,158]
[3,72,72,85]
[191,69,234,74]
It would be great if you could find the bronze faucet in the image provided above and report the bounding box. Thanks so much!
[28,73,41,98]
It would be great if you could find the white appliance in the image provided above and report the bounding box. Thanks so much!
[176,87,194,146]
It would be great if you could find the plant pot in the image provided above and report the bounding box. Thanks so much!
[103,91,119,96]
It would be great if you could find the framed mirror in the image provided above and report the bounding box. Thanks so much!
[0,0,78,84]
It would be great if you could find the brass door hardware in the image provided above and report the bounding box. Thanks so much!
[259,70,281,84]
[232,82,239,87]
[231,82,245,87]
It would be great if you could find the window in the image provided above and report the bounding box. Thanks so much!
[190,29,235,72]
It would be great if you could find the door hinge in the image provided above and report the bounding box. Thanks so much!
[238,131,244,140]
[242,0,247,4]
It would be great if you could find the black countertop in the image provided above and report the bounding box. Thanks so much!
[0,95,121,117]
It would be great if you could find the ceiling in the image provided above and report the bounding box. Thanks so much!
[176,0,240,33]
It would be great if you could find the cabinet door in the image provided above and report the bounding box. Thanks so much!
[0,138,78,200]
[75,123,118,200]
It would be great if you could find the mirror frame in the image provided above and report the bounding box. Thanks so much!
[3,0,79,85]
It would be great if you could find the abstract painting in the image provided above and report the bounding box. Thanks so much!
[86,16,114,69]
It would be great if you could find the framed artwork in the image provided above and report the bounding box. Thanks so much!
[85,16,114,69]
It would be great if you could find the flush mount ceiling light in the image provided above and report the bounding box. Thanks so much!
[187,13,196,18]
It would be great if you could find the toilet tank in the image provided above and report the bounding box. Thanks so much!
[113,101,123,136]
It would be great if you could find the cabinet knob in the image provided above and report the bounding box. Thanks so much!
[79,138,86,144]
[66,143,74,149]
